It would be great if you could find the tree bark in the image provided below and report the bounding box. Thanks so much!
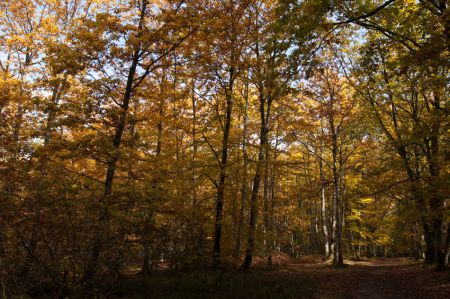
[234,78,249,259]
[84,0,147,282]
[329,101,343,267]
[141,88,164,274]
[263,129,272,265]
[242,98,265,270]
[427,95,445,271]
[318,123,330,258]
[444,222,450,267]
[44,74,68,145]
[269,125,279,257]
[242,69,270,270]
[213,67,235,268]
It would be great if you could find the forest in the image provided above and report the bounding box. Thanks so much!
[0,0,449,298]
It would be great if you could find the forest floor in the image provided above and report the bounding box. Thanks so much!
[279,257,450,299]
[111,257,450,299]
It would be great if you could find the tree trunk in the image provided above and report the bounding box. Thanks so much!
[263,130,272,265]
[319,146,330,259]
[13,54,31,144]
[213,67,235,268]
[84,1,147,282]
[192,80,198,208]
[44,74,68,145]
[428,95,445,271]
[191,79,204,255]
[141,93,164,274]
[242,75,269,270]
[270,125,279,259]
[329,106,343,267]
[234,79,249,259]
[444,222,450,267]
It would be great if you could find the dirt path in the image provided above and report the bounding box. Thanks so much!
[116,257,449,298]
[279,257,450,299]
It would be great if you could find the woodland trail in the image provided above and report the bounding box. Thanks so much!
[115,257,449,298]
[277,257,450,299]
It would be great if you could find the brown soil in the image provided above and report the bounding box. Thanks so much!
[266,257,450,299]
[118,256,449,298]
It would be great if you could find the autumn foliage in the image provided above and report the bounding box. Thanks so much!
[0,0,448,297]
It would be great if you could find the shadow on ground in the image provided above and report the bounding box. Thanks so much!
[106,257,449,299]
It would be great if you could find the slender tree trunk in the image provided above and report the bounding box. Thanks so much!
[234,79,249,259]
[329,108,343,267]
[269,125,279,258]
[44,74,68,145]
[232,149,240,246]
[141,94,164,274]
[329,190,335,259]
[191,80,204,255]
[242,121,265,270]
[263,131,272,265]
[444,222,450,267]
[13,55,31,144]
[319,143,330,259]
[428,95,445,271]
[191,80,198,208]
[213,67,235,268]
[84,1,147,282]
[242,77,269,270]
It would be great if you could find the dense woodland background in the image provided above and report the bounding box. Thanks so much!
[0,0,449,297]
